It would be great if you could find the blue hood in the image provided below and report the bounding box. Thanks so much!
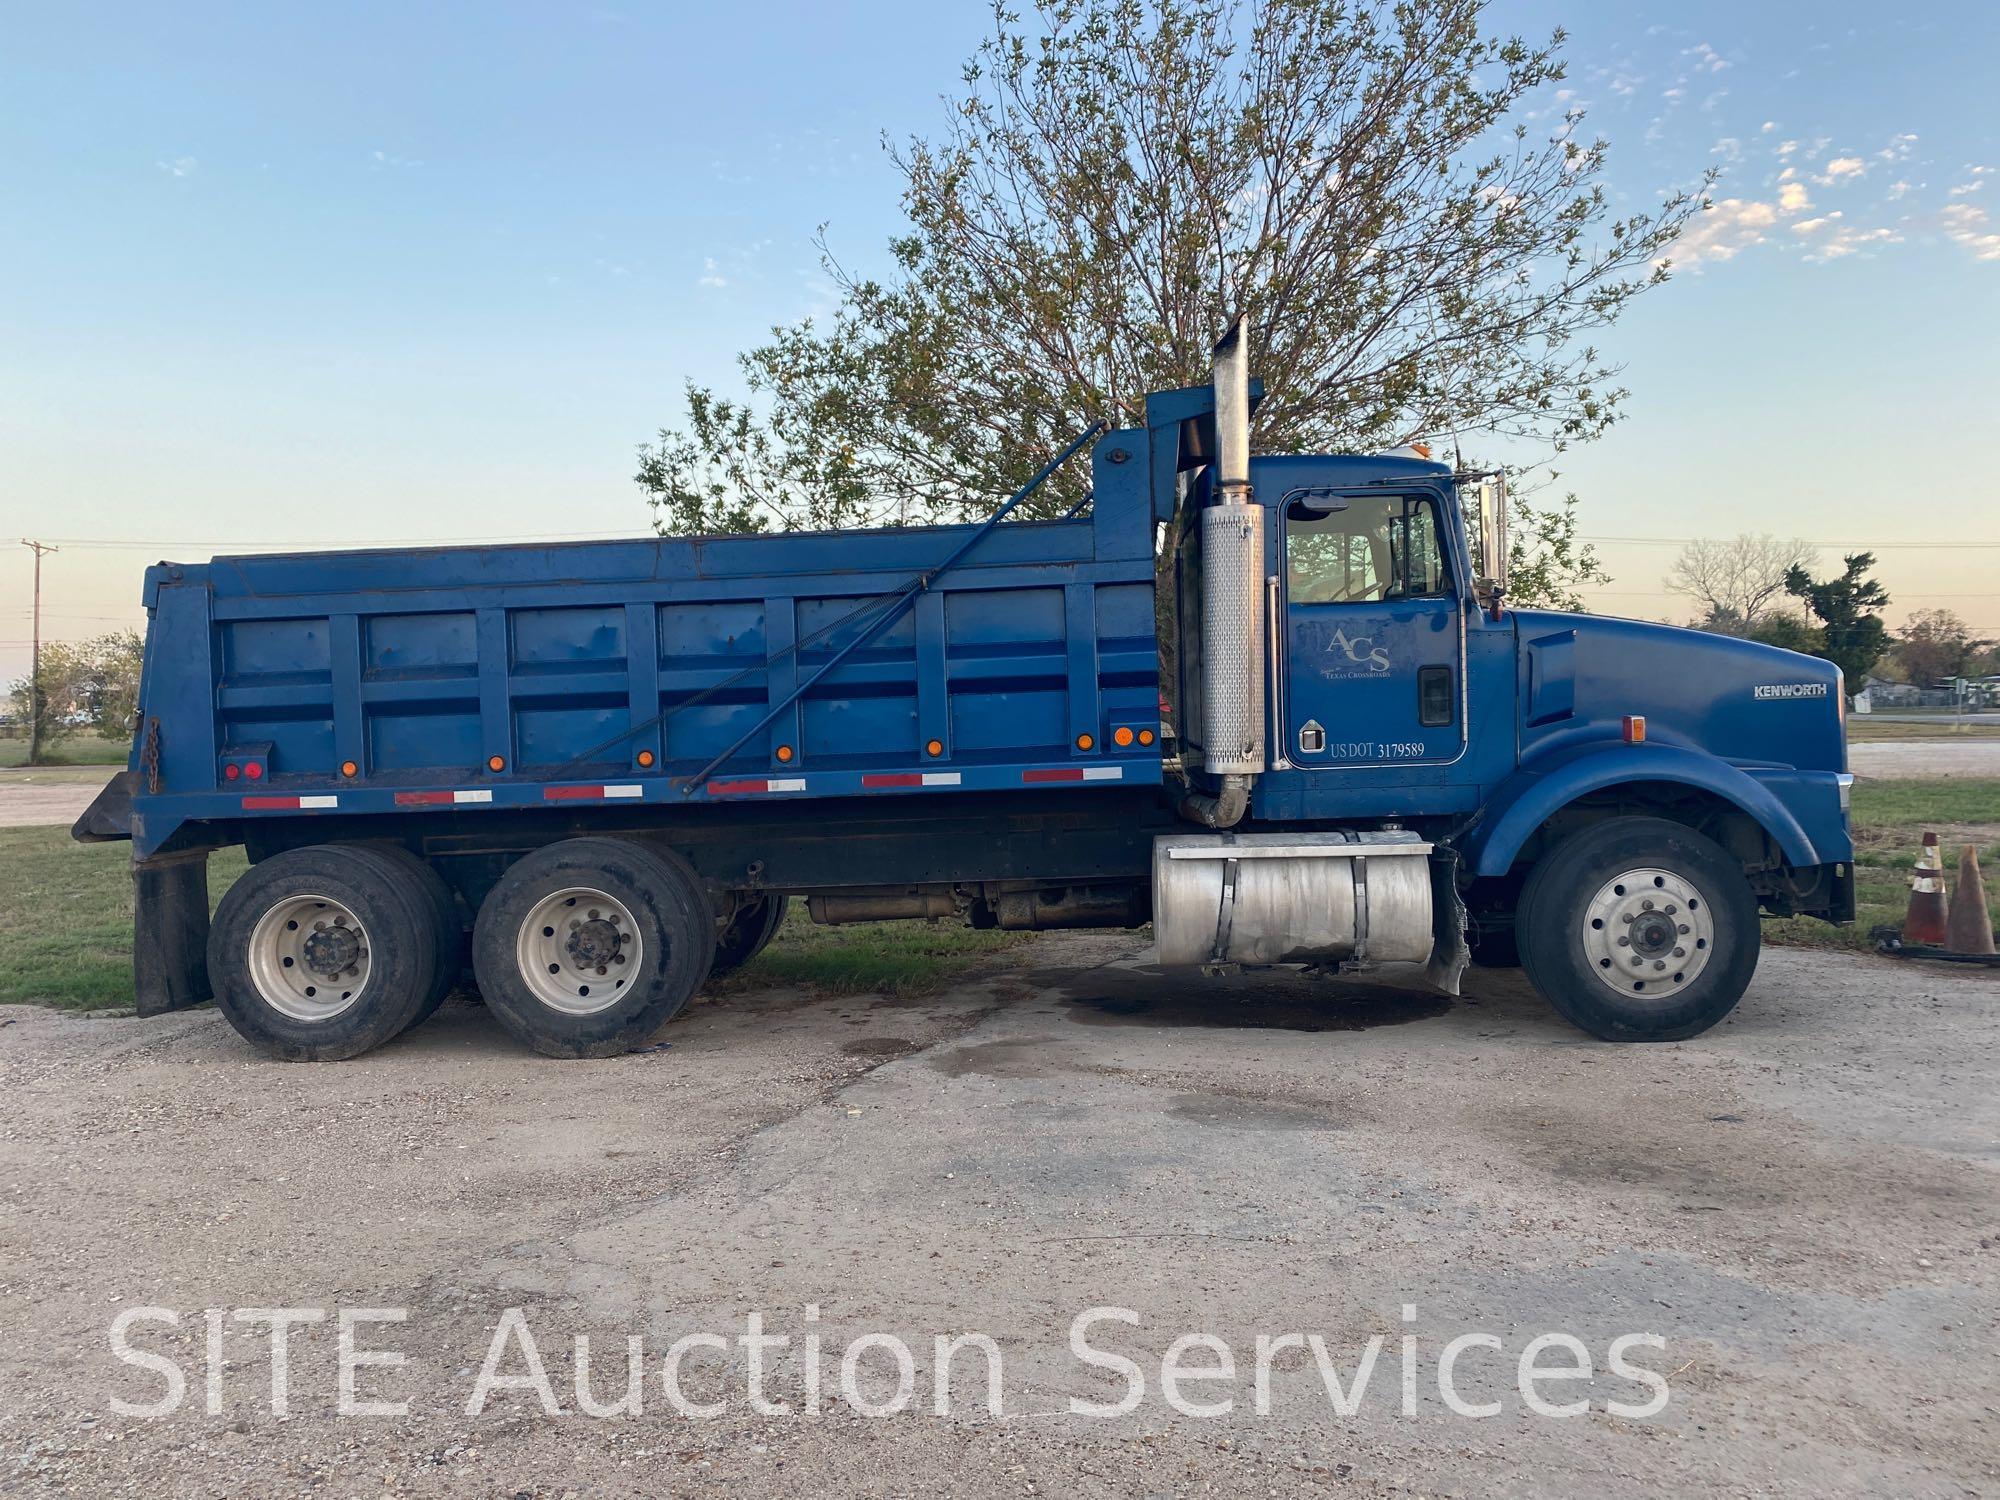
[1512,611,1845,774]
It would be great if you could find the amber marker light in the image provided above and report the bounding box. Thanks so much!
[340,760,358,778]
[776,744,795,763]
[1076,733,1095,751]
[488,755,507,772]
[636,749,655,768]
[1113,726,1134,747]
[1138,728,1156,746]
[926,739,944,757]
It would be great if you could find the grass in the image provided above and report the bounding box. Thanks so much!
[0,734,133,767]
[1846,720,2000,742]
[716,909,1026,997]
[0,828,246,1011]
[1764,778,2000,952]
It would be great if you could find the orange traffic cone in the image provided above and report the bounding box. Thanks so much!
[1904,831,1949,946]
[1946,845,1997,955]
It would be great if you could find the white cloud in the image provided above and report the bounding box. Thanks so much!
[1819,156,1867,182]
[698,257,728,289]
[1942,202,2000,261]
[1887,180,1911,200]
[1761,120,1777,133]
[1803,224,1901,262]
[1778,181,1812,212]
[1667,197,1780,265]
[156,156,196,178]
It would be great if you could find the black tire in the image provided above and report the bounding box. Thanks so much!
[356,844,464,1024]
[710,894,789,977]
[207,845,439,1061]
[471,837,716,1058]
[1516,815,1759,1042]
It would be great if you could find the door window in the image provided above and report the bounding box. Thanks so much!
[1286,494,1449,604]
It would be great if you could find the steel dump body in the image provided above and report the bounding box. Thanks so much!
[119,476,1165,859]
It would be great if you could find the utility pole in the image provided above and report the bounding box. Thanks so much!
[19,540,57,765]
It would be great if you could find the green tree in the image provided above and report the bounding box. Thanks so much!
[1743,612,1824,658]
[1892,608,1986,687]
[5,630,144,756]
[1783,554,1890,686]
[638,0,1704,608]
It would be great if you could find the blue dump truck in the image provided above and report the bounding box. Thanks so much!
[74,323,1854,1059]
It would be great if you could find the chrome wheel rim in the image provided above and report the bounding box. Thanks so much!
[247,893,372,1022]
[515,886,643,1015]
[1581,866,1715,998]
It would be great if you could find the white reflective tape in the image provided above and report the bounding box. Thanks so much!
[767,778,807,792]
[1079,767,1124,781]
[921,772,961,786]
[603,785,644,799]
[454,789,493,804]
[298,795,339,809]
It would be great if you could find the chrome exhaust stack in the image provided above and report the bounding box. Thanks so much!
[1180,315,1264,829]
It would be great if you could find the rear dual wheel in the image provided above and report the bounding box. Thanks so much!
[471,838,715,1059]
[208,845,443,1061]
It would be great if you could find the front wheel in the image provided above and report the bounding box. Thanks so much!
[1516,816,1759,1042]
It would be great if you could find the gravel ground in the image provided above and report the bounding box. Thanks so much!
[0,769,115,829]
[2,935,1995,1497]
[1847,741,2000,779]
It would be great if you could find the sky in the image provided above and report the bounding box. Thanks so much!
[2,0,1996,685]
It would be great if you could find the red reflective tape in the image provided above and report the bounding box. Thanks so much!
[240,795,299,810]
[543,786,605,801]
[394,790,455,806]
[706,779,768,796]
[861,773,923,788]
[1022,767,1085,783]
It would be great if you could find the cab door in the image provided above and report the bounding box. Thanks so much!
[1280,488,1464,768]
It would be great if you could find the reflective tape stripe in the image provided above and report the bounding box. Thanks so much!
[1022,765,1125,785]
[299,795,340,808]
[862,771,964,789]
[240,795,339,810]
[707,778,807,795]
[394,789,494,806]
[603,784,644,799]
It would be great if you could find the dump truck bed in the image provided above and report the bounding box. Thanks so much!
[110,485,1164,858]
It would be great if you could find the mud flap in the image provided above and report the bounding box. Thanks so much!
[133,852,213,1016]
[1425,847,1469,997]
[71,769,138,843]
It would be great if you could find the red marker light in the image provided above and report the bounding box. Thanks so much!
[245,761,264,779]
[1622,715,1646,744]
[223,763,240,781]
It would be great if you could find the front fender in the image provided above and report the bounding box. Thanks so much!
[1462,743,1821,879]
